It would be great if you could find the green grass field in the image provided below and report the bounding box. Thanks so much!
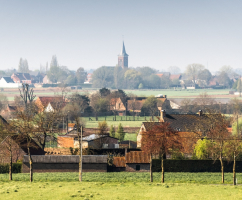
[124,89,231,98]
[0,172,241,199]
[83,116,156,128]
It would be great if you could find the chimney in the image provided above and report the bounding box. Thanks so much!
[198,110,202,116]
[160,110,166,122]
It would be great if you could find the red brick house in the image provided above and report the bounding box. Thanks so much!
[11,73,32,84]
[137,110,207,155]
[110,97,126,116]
[35,96,64,112]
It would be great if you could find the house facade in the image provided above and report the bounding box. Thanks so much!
[0,77,21,88]
[137,110,205,155]
[11,73,32,84]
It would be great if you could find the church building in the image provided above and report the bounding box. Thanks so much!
[118,42,129,68]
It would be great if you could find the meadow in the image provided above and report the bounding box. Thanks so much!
[0,172,241,199]
[2,88,236,102]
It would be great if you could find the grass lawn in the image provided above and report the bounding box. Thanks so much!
[0,172,242,199]
[83,116,155,128]
[124,133,137,142]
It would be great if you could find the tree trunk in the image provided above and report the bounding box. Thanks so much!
[150,154,153,182]
[27,143,33,182]
[79,126,83,182]
[28,150,33,182]
[161,156,164,183]
[233,152,236,186]
[9,149,12,181]
[219,154,224,183]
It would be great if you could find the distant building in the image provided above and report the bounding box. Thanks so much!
[0,77,21,88]
[118,41,129,68]
[11,73,32,84]
[43,75,52,84]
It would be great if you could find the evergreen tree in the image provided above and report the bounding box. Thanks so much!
[110,125,115,138]
[116,123,125,142]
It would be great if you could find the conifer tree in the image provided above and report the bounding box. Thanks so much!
[117,123,125,142]
[110,125,115,138]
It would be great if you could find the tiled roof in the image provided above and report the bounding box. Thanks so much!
[126,151,150,163]
[37,96,64,108]
[2,77,14,83]
[68,123,76,128]
[143,113,207,132]
[113,157,126,167]
[156,74,163,78]
[170,74,181,80]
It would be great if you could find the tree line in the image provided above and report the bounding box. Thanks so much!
[92,64,241,89]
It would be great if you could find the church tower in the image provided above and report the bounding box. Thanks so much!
[118,41,129,68]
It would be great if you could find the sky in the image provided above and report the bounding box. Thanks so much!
[0,0,242,72]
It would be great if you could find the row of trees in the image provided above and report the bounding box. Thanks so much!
[47,55,87,85]
[92,64,239,89]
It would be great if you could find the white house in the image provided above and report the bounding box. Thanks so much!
[0,77,22,88]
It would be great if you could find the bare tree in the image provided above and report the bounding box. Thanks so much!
[185,63,205,84]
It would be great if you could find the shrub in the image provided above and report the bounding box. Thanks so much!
[0,163,22,173]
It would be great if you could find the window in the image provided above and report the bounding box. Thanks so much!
[136,165,140,171]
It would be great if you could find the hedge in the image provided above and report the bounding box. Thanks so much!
[0,163,22,174]
[152,159,242,172]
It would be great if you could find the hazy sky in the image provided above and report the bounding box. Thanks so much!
[0,0,242,72]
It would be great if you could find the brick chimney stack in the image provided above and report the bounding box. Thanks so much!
[198,110,202,116]
[160,110,166,122]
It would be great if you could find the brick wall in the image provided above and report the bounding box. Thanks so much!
[57,137,74,148]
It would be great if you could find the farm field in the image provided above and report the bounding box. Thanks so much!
[83,116,153,128]
[2,88,240,102]
[0,172,241,199]
[124,89,232,98]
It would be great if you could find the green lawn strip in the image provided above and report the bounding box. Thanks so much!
[0,172,242,184]
[0,181,241,200]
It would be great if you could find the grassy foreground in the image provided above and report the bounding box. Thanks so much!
[0,172,242,199]
[0,181,241,200]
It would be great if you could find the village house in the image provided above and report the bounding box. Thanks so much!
[109,97,126,116]
[42,75,52,84]
[137,110,206,155]
[127,96,171,114]
[11,73,32,84]
[35,96,64,112]
[58,133,118,149]
[0,77,21,88]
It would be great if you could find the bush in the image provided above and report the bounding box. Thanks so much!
[0,163,22,173]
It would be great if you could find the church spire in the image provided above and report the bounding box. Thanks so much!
[119,41,129,56]
[118,41,129,68]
